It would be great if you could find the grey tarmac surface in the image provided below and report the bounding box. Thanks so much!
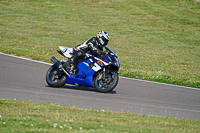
[0,52,200,120]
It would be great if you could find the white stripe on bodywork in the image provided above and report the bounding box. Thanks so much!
[94,57,108,66]
[91,57,108,72]
[83,56,108,72]
[92,63,101,71]
[83,60,101,72]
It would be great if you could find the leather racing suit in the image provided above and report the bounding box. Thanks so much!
[63,37,106,69]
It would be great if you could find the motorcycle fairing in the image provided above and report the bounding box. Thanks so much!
[64,46,120,87]
[65,56,107,86]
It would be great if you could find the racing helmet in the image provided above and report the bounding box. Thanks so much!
[96,31,109,47]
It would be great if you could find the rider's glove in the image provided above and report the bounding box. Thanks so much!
[100,51,106,56]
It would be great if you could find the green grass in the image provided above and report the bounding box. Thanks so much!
[0,98,200,133]
[0,0,200,88]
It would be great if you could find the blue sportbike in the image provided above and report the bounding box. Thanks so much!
[46,46,120,93]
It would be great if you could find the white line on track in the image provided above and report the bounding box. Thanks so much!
[0,52,52,65]
[119,77,200,91]
[1,52,199,91]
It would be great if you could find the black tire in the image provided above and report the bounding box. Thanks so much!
[94,70,119,93]
[46,65,66,87]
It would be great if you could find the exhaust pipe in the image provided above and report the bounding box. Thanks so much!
[51,56,61,67]
[51,56,69,75]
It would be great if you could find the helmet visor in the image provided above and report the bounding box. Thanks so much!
[102,37,109,46]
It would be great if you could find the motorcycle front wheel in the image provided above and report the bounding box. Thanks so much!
[94,70,119,93]
[46,65,66,87]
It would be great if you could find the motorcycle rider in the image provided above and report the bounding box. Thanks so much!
[63,31,110,72]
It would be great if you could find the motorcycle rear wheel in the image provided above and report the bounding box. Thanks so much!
[46,65,66,87]
[94,70,119,93]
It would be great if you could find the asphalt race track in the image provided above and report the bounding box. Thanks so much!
[0,52,200,120]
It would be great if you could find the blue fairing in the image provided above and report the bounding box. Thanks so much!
[65,59,96,86]
[65,47,120,87]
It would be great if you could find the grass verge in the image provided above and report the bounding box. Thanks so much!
[0,98,200,133]
[0,0,200,88]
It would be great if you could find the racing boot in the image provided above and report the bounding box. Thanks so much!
[62,58,75,74]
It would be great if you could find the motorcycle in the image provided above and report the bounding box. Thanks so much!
[46,46,120,93]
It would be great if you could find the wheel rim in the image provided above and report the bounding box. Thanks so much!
[48,67,64,83]
[96,71,115,90]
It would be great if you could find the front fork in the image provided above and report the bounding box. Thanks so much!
[103,68,106,78]
[98,68,106,80]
